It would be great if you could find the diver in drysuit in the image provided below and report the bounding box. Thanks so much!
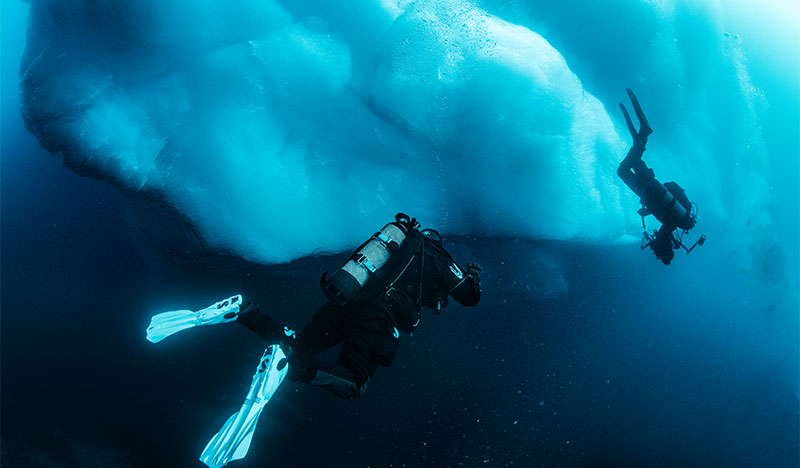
[237,213,482,399]
[617,88,704,264]
[145,214,481,468]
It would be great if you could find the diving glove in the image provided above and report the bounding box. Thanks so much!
[467,263,482,295]
[467,263,482,278]
[199,344,288,468]
[146,294,243,343]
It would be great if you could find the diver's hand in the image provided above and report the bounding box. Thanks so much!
[467,263,483,297]
[467,263,482,278]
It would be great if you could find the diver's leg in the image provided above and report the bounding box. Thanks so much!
[236,300,296,344]
[237,300,347,353]
[283,351,368,399]
[307,361,370,399]
[279,302,351,392]
[618,88,658,199]
[617,102,647,189]
[296,344,377,399]
[238,301,353,396]
[336,305,398,397]
[295,302,347,355]
[290,305,398,399]
[618,152,650,199]
[618,88,653,170]
[618,145,644,176]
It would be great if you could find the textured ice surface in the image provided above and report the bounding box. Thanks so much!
[20,0,798,265]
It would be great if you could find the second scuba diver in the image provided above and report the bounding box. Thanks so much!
[617,88,705,264]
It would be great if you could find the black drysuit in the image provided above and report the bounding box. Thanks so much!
[616,88,694,234]
[616,88,696,265]
[617,147,694,233]
[238,232,481,398]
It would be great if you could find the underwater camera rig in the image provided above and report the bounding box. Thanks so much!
[640,202,706,256]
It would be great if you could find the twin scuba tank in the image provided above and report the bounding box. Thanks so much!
[321,213,420,305]
[655,181,695,230]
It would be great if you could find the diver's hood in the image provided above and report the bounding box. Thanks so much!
[421,228,442,245]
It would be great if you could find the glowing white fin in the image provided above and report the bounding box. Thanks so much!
[146,294,242,343]
[199,344,288,468]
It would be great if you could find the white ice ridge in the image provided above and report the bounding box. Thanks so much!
[21,0,787,264]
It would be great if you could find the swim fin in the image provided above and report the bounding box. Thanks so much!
[626,88,652,139]
[146,294,243,343]
[199,344,288,468]
[620,88,653,148]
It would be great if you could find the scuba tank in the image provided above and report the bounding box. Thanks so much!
[321,213,419,305]
[645,182,695,231]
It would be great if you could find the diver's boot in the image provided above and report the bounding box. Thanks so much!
[146,294,243,343]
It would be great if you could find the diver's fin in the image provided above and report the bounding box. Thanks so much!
[626,88,652,139]
[199,344,288,468]
[619,102,641,146]
[146,294,243,343]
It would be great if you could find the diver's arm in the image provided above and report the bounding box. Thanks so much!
[641,231,654,250]
[448,263,481,307]
[425,242,481,308]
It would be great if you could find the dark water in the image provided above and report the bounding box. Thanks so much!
[1,147,798,467]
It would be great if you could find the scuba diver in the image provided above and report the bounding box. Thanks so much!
[617,88,705,264]
[145,213,481,468]
[236,212,482,399]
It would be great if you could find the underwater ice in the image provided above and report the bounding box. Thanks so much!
[20,0,798,265]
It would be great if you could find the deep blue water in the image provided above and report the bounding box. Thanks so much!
[1,155,797,467]
[2,1,798,467]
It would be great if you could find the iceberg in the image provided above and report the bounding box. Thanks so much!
[19,0,797,273]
